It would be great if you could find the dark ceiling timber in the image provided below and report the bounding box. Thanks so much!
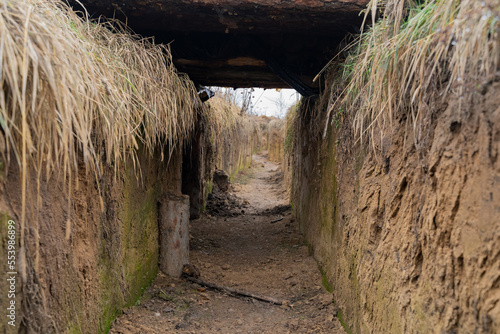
[69,0,369,96]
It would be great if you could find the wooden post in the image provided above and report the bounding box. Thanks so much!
[159,194,190,277]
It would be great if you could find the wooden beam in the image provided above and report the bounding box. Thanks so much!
[175,57,267,68]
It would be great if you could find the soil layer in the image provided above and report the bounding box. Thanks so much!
[289,83,500,333]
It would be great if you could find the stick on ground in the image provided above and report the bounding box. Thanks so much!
[186,277,288,306]
[270,216,283,224]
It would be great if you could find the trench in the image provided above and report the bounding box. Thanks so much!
[109,152,345,333]
[2,1,500,333]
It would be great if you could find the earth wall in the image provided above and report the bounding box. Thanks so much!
[289,84,500,333]
[0,146,183,333]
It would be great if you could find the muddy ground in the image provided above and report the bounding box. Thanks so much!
[110,153,345,333]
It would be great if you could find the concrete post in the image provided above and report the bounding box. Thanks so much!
[159,193,190,277]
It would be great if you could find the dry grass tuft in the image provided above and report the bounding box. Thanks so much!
[0,0,197,279]
[267,117,285,162]
[1,0,197,175]
[205,91,262,170]
[205,91,242,142]
[330,0,500,146]
[284,103,299,155]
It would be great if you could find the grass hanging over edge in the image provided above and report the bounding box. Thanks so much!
[327,0,500,147]
[0,0,200,280]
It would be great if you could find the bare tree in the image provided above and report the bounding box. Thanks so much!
[210,87,255,115]
[239,88,254,115]
[268,90,288,119]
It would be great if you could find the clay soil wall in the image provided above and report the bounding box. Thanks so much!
[266,119,285,164]
[217,121,262,179]
[0,146,183,333]
[288,85,500,333]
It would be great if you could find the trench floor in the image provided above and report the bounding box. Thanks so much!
[110,152,345,334]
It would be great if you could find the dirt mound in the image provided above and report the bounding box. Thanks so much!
[213,169,230,192]
[205,185,249,217]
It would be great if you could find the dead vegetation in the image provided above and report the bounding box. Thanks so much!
[0,0,272,273]
[0,0,202,279]
[0,0,198,176]
[326,0,500,146]
[204,92,242,160]
[266,118,285,163]
[204,92,264,175]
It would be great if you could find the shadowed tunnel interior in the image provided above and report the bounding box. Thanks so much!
[68,0,368,95]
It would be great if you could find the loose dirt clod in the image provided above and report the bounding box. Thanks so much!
[182,264,201,279]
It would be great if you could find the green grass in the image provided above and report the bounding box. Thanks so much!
[322,274,333,294]
[337,309,353,334]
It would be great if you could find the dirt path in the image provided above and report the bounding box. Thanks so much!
[110,152,346,334]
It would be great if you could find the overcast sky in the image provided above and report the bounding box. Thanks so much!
[215,87,300,118]
[248,88,300,118]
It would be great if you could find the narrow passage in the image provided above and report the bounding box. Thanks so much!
[110,152,345,333]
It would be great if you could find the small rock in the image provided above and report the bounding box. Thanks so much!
[154,312,161,317]
[221,264,232,270]
[182,264,201,278]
